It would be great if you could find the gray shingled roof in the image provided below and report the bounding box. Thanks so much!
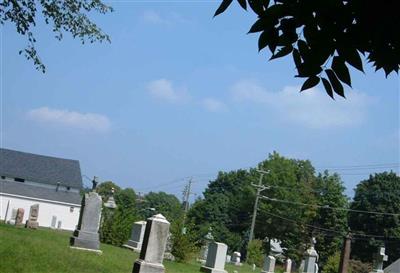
[0,148,82,189]
[0,179,82,205]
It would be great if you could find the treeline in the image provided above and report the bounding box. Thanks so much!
[93,152,400,270]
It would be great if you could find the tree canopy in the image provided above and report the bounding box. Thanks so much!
[214,0,399,99]
[0,0,112,72]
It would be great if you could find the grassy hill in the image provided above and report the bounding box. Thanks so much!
[0,223,259,273]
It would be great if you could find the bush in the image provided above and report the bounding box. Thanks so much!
[100,207,136,246]
[247,239,265,268]
[323,252,341,273]
[170,218,198,263]
[349,259,372,273]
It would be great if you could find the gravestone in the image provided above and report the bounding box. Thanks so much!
[231,251,242,266]
[124,221,147,252]
[262,255,276,273]
[226,255,231,263]
[384,258,400,273]
[57,221,62,229]
[104,187,117,209]
[303,238,319,273]
[200,242,228,273]
[252,264,256,271]
[70,191,102,253]
[164,232,175,261]
[298,260,305,273]
[199,227,215,264]
[7,208,18,225]
[285,258,292,273]
[371,247,388,273]
[25,204,39,229]
[132,214,170,273]
[15,208,24,226]
[51,216,57,229]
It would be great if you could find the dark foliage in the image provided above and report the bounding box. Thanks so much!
[214,0,400,98]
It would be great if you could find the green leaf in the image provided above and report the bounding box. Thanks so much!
[297,40,309,61]
[248,18,265,33]
[301,76,320,92]
[214,0,233,17]
[332,56,351,87]
[237,0,247,10]
[270,45,293,60]
[258,31,269,51]
[325,69,345,98]
[292,48,302,68]
[322,78,334,99]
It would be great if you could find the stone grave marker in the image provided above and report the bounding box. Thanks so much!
[25,204,39,229]
[262,255,276,273]
[57,221,62,229]
[226,255,231,263]
[200,242,228,273]
[124,221,147,252]
[70,191,102,253]
[285,258,292,273]
[199,227,215,264]
[371,247,388,273]
[231,251,242,266]
[51,216,57,229]
[132,214,170,273]
[15,208,25,226]
[164,232,175,261]
[7,208,18,225]
[303,238,319,273]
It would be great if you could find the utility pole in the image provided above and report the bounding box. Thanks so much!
[182,178,193,213]
[247,169,270,259]
[338,233,352,273]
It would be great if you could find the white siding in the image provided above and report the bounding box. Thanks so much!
[0,193,81,231]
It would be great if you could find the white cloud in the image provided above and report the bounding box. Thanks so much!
[232,80,372,129]
[147,79,189,103]
[202,98,228,112]
[27,107,111,132]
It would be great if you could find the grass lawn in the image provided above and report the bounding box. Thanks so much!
[0,223,260,273]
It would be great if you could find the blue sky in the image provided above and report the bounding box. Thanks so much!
[1,1,399,199]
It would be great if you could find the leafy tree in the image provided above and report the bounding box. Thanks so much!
[96,181,121,202]
[349,172,400,264]
[312,171,349,267]
[322,251,341,273]
[247,239,265,267]
[142,191,184,222]
[214,0,399,98]
[170,217,198,262]
[1,0,112,72]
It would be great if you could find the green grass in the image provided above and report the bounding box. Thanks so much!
[0,223,260,273]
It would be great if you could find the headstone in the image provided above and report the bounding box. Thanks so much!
[70,191,102,253]
[303,238,319,273]
[15,208,24,226]
[104,187,117,209]
[226,255,231,263]
[262,255,276,273]
[231,251,242,266]
[164,232,175,261]
[7,208,18,225]
[384,258,400,273]
[57,221,62,229]
[252,264,256,271]
[124,221,147,252]
[199,227,215,264]
[25,204,39,229]
[132,214,170,273]
[299,260,305,273]
[285,258,292,273]
[200,242,228,273]
[51,216,57,229]
[371,247,388,273]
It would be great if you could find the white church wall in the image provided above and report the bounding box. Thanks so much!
[0,193,81,231]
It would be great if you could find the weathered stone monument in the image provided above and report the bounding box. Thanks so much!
[302,238,319,273]
[231,251,242,266]
[124,221,147,252]
[104,187,117,209]
[164,232,175,261]
[57,220,62,229]
[226,255,231,263]
[7,208,18,225]
[51,216,57,229]
[285,258,292,273]
[200,242,228,273]
[25,204,39,229]
[371,247,388,273]
[15,208,24,226]
[132,214,170,273]
[70,191,102,252]
[199,227,215,264]
[262,255,276,273]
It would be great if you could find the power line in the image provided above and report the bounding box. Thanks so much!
[260,196,400,217]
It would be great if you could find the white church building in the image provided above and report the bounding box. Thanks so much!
[0,148,83,231]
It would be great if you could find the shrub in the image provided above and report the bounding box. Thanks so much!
[247,239,265,268]
[323,251,341,273]
[170,218,198,263]
[349,259,372,273]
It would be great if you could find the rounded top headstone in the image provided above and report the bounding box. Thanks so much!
[149,213,170,224]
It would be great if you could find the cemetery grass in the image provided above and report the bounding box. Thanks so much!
[0,223,260,273]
